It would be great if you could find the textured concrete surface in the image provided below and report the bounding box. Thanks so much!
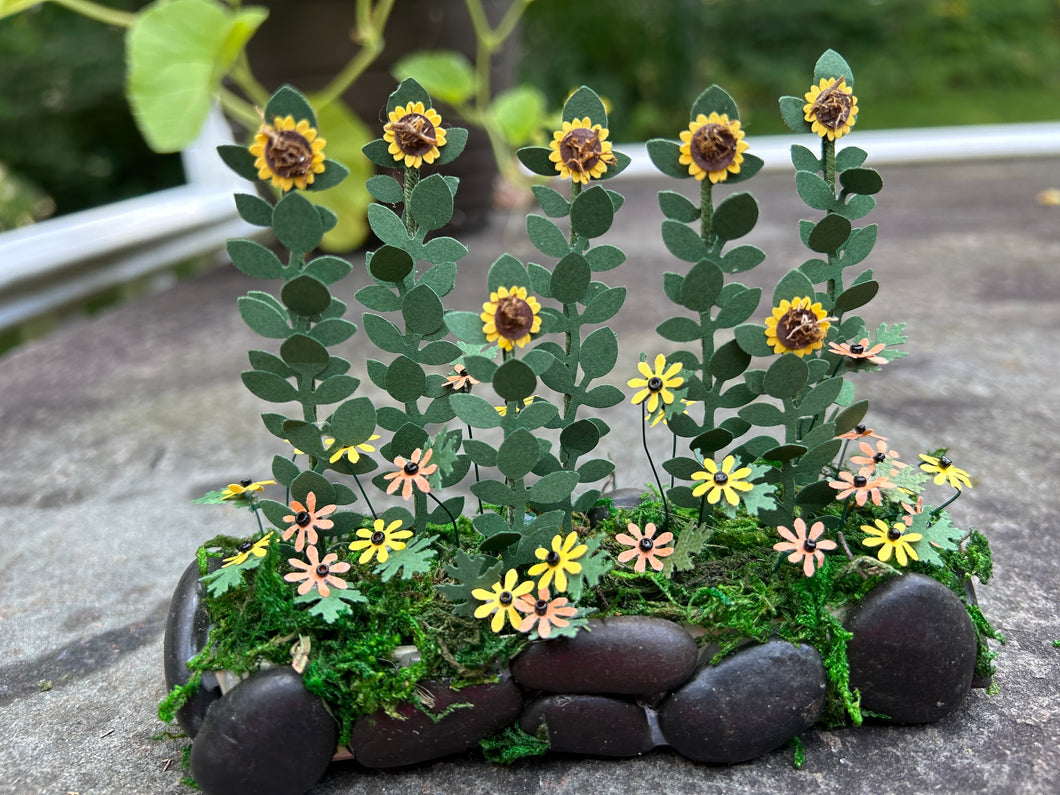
[1,156,1058,794]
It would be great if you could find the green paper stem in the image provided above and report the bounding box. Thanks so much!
[670,428,677,489]
[248,496,266,537]
[352,469,378,521]
[427,491,460,550]
[700,178,714,247]
[402,165,420,236]
[823,137,836,194]
[931,488,963,518]
[466,424,484,514]
[641,402,670,531]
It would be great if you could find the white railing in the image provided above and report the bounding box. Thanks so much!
[0,108,258,335]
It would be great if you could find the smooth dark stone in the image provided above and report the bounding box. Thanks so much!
[510,616,698,696]
[190,667,338,795]
[162,558,221,737]
[587,488,650,527]
[350,676,523,768]
[520,694,656,757]
[846,573,977,723]
[658,640,826,764]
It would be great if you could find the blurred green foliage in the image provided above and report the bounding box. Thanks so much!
[0,1,183,226]
[520,0,1060,140]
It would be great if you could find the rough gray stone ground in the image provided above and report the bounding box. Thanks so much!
[1,157,1058,794]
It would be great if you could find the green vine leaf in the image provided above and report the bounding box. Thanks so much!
[374,534,439,582]
[294,588,368,624]
[436,550,506,616]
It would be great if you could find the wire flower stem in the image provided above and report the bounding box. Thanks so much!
[640,402,670,530]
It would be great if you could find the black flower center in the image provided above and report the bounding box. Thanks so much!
[887,526,903,541]
[713,471,729,485]
[545,550,561,566]
[776,307,826,350]
[853,474,868,487]
[854,424,867,434]
[850,344,865,355]
[498,591,513,606]
[295,510,312,527]
[404,461,419,475]
[534,599,549,616]
[689,122,738,172]
[240,479,253,487]
[647,376,664,391]
[494,294,535,341]
[558,126,606,176]
[938,456,952,469]
[371,531,386,545]
[873,452,887,463]
[315,563,330,577]
[803,538,817,552]
[812,77,854,130]
[263,127,314,179]
[237,541,253,553]
[387,112,438,156]
[639,537,655,552]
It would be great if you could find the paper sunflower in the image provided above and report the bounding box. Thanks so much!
[764,297,833,357]
[548,117,616,184]
[384,101,447,168]
[678,112,750,183]
[481,286,542,351]
[804,77,858,141]
[249,115,327,191]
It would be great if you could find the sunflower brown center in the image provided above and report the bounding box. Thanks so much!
[887,526,903,541]
[559,126,610,176]
[387,112,438,156]
[776,306,827,351]
[853,474,868,487]
[689,122,738,172]
[545,550,561,567]
[812,77,854,131]
[295,511,312,527]
[404,461,419,475]
[498,591,513,606]
[315,563,330,577]
[494,294,535,341]
[639,537,655,552]
[713,471,729,485]
[803,538,817,552]
[262,126,315,179]
[534,599,550,616]
[371,530,386,545]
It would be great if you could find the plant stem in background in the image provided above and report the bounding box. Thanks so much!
[52,0,134,27]
[313,0,396,109]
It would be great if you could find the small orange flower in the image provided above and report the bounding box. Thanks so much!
[444,364,479,392]
[829,338,887,364]
[615,522,674,573]
[773,519,837,577]
[901,496,924,527]
[829,467,895,507]
[284,545,351,598]
[838,425,886,442]
[850,439,906,475]
[281,491,337,552]
[516,587,578,639]
[383,448,438,499]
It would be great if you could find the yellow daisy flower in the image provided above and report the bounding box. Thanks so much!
[527,532,588,592]
[628,354,684,415]
[383,101,447,169]
[919,454,973,491]
[804,77,858,141]
[349,518,413,565]
[220,479,276,500]
[472,568,535,633]
[222,532,273,567]
[678,112,750,183]
[690,455,755,506]
[861,519,922,567]
[481,286,542,351]
[325,435,381,465]
[764,297,834,357]
[249,114,327,191]
[548,117,616,185]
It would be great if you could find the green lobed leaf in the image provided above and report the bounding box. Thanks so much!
[738,403,786,427]
[579,327,618,379]
[494,359,537,402]
[807,214,852,254]
[366,204,409,247]
[842,225,878,266]
[265,85,317,130]
[241,370,297,403]
[720,245,766,274]
[840,167,883,196]
[691,84,739,121]
[779,96,812,135]
[814,49,855,87]
[581,286,625,324]
[368,245,414,284]
[773,269,817,307]
[763,354,808,399]
[249,350,292,378]
[798,376,845,417]
[532,185,570,218]
[435,127,468,166]
[227,239,284,280]
[450,393,503,429]
[303,255,352,285]
[646,138,688,179]
[712,192,759,241]
[795,170,836,211]
[217,144,259,181]
[833,399,869,435]
[470,479,519,507]
[527,214,570,259]
[361,313,406,354]
[662,219,708,263]
[570,185,614,239]
[560,419,600,457]
[710,338,751,382]
[273,191,324,255]
[409,173,455,232]
[517,146,556,177]
[550,252,591,304]
[487,253,530,293]
[582,384,623,409]
[584,244,626,272]
[362,138,397,169]
[497,428,540,480]
[680,259,724,311]
[329,396,377,446]
[837,194,876,220]
[793,440,843,486]
[835,281,879,313]
[714,286,761,329]
[233,193,273,226]
[790,145,820,172]
[562,86,607,126]
[280,334,329,377]
[310,318,356,346]
[402,284,445,336]
[312,375,359,405]
[366,174,403,205]
[385,356,427,404]
[658,190,699,223]
[237,295,289,338]
[281,275,331,317]
[421,238,467,266]
[445,311,488,345]
[527,471,580,504]
[836,146,868,171]
[657,316,701,343]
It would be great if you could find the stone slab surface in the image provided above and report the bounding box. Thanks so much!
[1,157,1058,794]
